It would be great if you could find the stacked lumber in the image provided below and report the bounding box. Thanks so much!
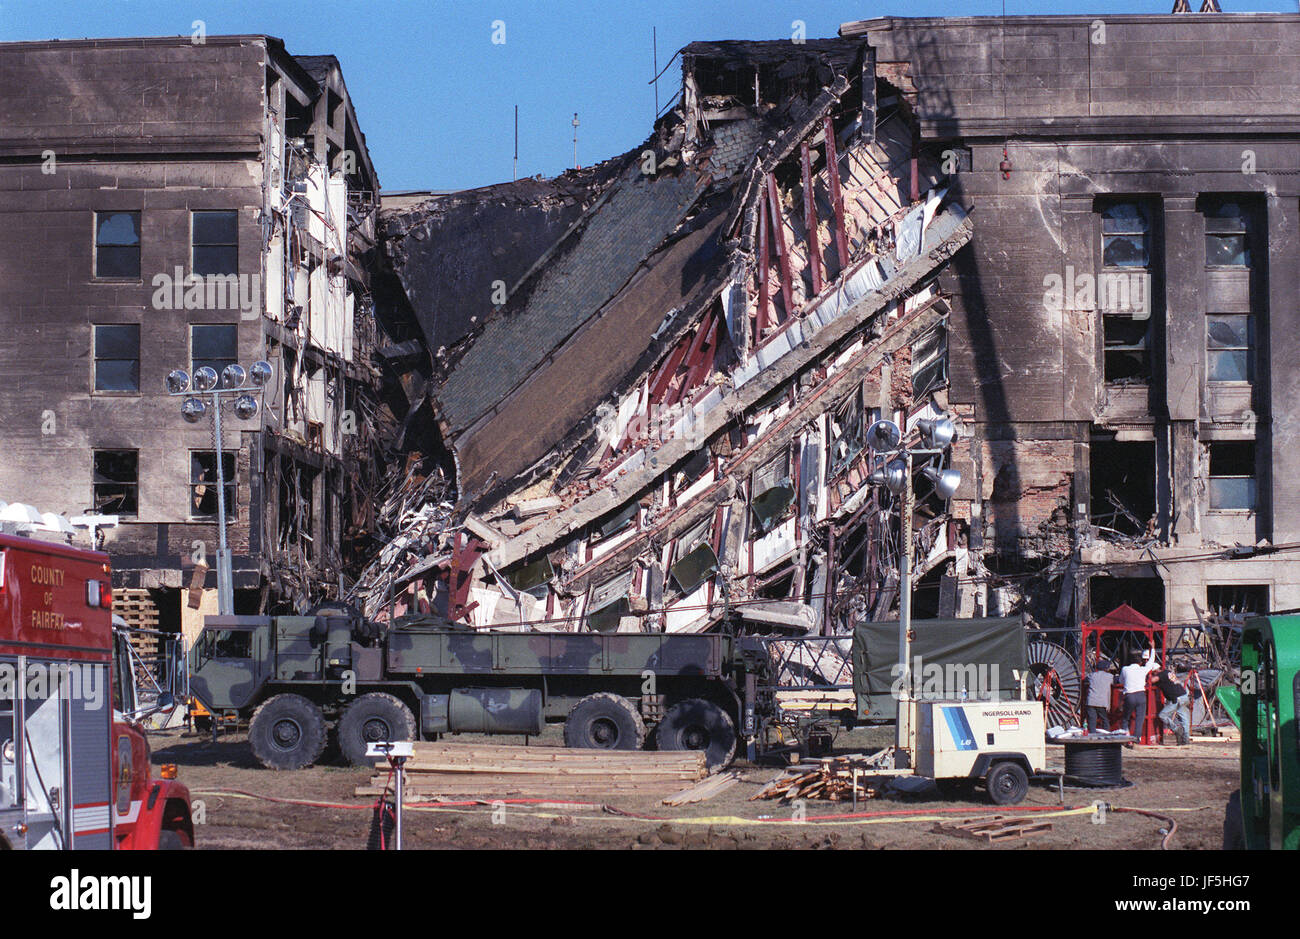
[751,756,887,803]
[662,769,743,806]
[112,589,159,654]
[355,741,708,800]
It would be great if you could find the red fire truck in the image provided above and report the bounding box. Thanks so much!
[0,532,194,849]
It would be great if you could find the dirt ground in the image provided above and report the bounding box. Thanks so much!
[151,723,1240,850]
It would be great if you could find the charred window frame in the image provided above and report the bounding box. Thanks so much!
[93,324,140,393]
[586,569,634,633]
[191,210,239,276]
[591,501,640,544]
[189,451,237,520]
[191,324,238,377]
[670,516,719,595]
[1099,201,1154,384]
[751,449,795,536]
[1203,199,1259,385]
[1208,442,1256,512]
[94,211,141,279]
[92,450,138,517]
[1206,583,1269,619]
[911,320,948,399]
[828,388,866,476]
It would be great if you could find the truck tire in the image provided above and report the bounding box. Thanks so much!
[985,761,1029,805]
[158,829,190,850]
[1223,789,1245,850]
[248,694,328,770]
[563,693,646,751]
[655,698,737,770]
[337,693,417,766]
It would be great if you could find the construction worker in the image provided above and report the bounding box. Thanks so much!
[1154,666,1192,745]
[1083,656,1117,733]
[1119,640,1160,741]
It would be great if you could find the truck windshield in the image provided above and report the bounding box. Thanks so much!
[193,629,253,669]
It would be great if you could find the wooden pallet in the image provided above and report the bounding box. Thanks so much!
[112,589,160,654]
[935,815,1054,843]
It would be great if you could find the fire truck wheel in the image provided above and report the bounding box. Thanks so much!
[337,693,417,766]
[985,761,1030,805]
[655,698,737,770]
[248,694,328,770]
[158,829,189,849]
[563,693,647,751]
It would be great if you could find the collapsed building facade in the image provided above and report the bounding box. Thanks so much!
[0,36,391,643]
[373,12,1300,666]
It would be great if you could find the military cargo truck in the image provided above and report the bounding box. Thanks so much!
[188,607,1029,771]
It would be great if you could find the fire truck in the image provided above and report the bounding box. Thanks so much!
[0,532,194,849]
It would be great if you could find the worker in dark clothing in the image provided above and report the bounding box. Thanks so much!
[1083,657,1116,733]
[1154,667,1192,745]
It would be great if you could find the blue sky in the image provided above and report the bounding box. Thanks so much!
[2,0,1295,191]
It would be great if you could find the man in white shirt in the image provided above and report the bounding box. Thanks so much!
[1119,640,1160,740]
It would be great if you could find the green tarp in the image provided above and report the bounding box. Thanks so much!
[852,617,1029,719]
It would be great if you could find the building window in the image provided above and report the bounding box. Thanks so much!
[192,210,239,276]
[1208,442,1256,512]
[1207,314,1254,383]
[751,450,795,536]
[190,451,236,519]
[503,555,555,601]
[911,322,949,398]
[94,211,140,278]
[592,501,638,542]
[191,324,238,377]
[92,324,140,392]
[1101,203,1149,268]
[92,450,138,516]
[1204,200,1252,267]
[586,570,634,633]
[670,517,718,595]
[1103,316,1151,383]
[1206,584,1269,619]
[829,389,865,476]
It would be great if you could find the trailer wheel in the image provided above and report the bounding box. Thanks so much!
[655,698,737,770]
[985,761,1029,805]
[248,694,328,770]
[337,693,417,766]
[563,693,646,751]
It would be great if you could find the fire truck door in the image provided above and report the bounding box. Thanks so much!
[23,660,71,849]
[0,656,18,842]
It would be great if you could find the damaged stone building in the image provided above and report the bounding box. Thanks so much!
[0,36,390,641]
[372,11,1300,647]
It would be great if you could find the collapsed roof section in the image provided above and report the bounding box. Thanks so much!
[364,39,975,638]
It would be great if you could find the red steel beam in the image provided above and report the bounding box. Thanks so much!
[822,115,850,270]
[757,191,770,339]
[800,140,823,297]
[765,173,795,321]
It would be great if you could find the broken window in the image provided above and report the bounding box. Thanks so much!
[190,451,236,519]
[751,450,795,536]
[1208,442,1256,511]
[192,210,239,276]
[1103,315,1151,383]
[670,517,718,594]
[911,321,948,398]
[1100,203,1150,268]
[1206,584,1269,618]
[586,570,634,633]
[1089,574,1164,623]
[191,324,238,377]
[1204,200,1253,268]
[504,554,555,600]
[94,211,140,278]
[828,388,865,475]
[593,501,639,541]
[93,324,140,392]
[1090,439,1156,537]
[92,450,138,516]
[1207,314,1254,383]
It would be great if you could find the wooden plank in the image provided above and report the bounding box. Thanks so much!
[663,770,741,806]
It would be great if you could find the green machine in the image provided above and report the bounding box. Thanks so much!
[1220,614,1300,850]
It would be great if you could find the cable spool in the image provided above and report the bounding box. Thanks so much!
[1027,640,1081,728]
[1063,740,1128,788]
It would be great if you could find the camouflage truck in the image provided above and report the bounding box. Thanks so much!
[188,608,1029,771]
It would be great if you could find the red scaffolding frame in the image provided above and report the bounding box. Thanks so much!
[1080,604,1169,744]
